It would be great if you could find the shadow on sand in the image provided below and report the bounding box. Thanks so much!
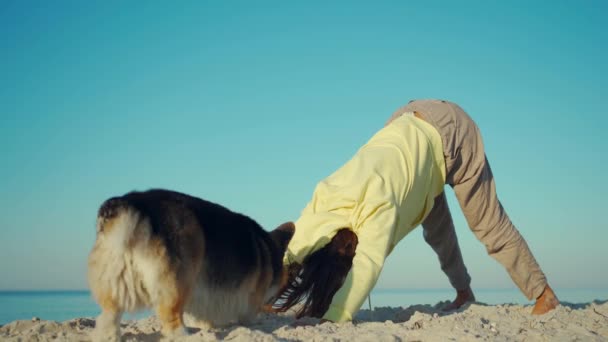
[354,299,608,323]
[56,299,606,340]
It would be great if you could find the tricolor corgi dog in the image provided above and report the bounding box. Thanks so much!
[87,189,294,341]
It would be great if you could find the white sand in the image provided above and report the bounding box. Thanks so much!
[2,301,607,341]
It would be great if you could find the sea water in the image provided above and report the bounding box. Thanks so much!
[1,288,606,325]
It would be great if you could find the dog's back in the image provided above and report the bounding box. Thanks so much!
[88,189,293,341]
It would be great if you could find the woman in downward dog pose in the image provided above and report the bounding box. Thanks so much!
[271,99,559,322]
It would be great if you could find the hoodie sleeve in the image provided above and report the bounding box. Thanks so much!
[323,201,397,322]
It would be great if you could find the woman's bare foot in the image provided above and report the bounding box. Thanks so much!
[532,285,559,315]
[442,286,476,311]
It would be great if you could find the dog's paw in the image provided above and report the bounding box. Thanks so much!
[160,325,189,341]
[90,326,120,342]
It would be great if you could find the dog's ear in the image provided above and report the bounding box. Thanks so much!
[270,222,295,251]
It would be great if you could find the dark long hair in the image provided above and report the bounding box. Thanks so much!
[270,228,358,318]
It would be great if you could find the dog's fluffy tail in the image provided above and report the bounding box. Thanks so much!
[96,197,144,253]
[90,197,151,312]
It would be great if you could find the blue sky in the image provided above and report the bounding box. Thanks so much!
[1,1,606,294]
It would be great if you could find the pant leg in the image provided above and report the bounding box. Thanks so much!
[421,192,471,290]
[451,153,547,300]
[445,106,547,300]
[400,99,548,300]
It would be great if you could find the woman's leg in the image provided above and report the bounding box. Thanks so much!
[422,192,476,310]
[421,192,471,291]
[401,99,557,313]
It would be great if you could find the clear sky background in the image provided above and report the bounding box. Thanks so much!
[1,1,606,293]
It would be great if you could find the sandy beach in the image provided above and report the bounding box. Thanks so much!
[1,300,606,341]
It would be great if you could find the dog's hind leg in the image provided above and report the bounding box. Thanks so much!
[91,294,123,342]
[156,300,188,338]
[155,279,191,339]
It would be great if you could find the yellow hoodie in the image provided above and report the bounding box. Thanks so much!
[285,113,446,322]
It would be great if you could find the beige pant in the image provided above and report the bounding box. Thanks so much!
[387,99,547,300]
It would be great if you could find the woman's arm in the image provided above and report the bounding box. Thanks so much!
[322,201,397,322]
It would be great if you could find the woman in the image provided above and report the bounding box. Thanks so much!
[271,99,559,323]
